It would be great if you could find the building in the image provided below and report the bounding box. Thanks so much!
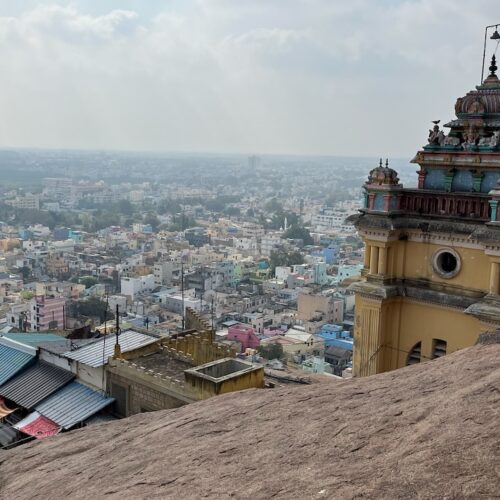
[45,251,70,279]
[227,324,260,352]
[161,293,202,315]
[43,177,72,198]
[153,260,180,287]
[184,227,210,248]
[106,309,260,416]
[261,233,283,257]
[121,275,155,300]
[5,193,40,210]
[351,55,500,376]
[29,296,66,331]
[297,293,344,324]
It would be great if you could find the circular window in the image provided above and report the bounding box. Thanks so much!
[432,248,461,279]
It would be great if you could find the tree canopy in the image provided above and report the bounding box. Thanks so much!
[282,225,314,246]
[258,343,284,360]
[269,250,304,274]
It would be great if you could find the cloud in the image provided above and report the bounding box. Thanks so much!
[0,1,497,156]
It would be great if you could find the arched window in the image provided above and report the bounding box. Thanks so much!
[432,339,447,359]
[406,341,421,366]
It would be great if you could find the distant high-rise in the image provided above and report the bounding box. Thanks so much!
[248,155,260,170]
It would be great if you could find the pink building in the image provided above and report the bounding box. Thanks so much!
[30,296,66,331]
[227,324,260,353]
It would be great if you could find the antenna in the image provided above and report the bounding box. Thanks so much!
[115,304,120,343]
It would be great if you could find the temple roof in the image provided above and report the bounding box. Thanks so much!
[453,55,500,117]
[365,159,400,187]
[421,55,500,153]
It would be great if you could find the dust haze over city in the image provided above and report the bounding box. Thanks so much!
[1,1,500,499]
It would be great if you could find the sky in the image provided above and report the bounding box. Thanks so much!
[0,0,498,157]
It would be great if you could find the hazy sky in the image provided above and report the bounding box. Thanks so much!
[0,0,498,157]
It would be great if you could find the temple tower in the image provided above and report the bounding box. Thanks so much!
[352,55,500,376]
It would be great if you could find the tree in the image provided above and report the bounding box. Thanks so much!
[258,343,284,360]
[265,211,299,230]
[224,206,240,217]
[20,266,31,281]
[79,276,98,289]
[20,290,34,300]
[158,198,182,215]
[75,297,115,322]
[282,225,314,246]
[143,213,160,231]
[204,199,226,212]
[269,250,304,274]
[264,198,283,213]
[117,199,134,216]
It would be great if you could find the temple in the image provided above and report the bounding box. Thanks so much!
[352,55,500,376]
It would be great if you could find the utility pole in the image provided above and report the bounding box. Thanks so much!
[211,294,215,332]
[181,260,185,330]
[113,304,122,358]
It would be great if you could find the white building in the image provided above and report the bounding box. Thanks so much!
[6,193,40,210]
[261,233,283,257]
[233,237,259,256]
[120,275,155,300]
[161,294,202,315]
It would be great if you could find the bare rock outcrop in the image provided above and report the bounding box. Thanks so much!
[2,344,500,499]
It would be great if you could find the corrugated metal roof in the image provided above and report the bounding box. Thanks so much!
[63,330,158,368]
[0,339,36,385]
[2,333,66,346]
[0,422,17,447]
[15,411,60,439]
[35,382,114,429]
[0,361,74,410]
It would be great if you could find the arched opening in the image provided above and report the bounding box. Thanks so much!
[432,339,447,359]
[406,341,421,366]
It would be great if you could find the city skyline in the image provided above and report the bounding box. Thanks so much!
[0,0,497,156]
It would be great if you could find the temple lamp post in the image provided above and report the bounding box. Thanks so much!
[481,24,500,83]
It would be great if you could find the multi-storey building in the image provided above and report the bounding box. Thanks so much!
[29,296,66,331]
[5,193,40,210]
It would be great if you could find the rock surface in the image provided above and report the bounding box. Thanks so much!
[2,344,500,499]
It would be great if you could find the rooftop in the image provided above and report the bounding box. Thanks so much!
[63,330,158,368]
[127,350,192,379]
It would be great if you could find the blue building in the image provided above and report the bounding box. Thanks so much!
[322,244,339,265]
[317,324,353,351]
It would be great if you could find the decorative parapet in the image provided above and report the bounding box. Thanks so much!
[160,345,194,364]
[161,311,237,366]
[185,307,214,339]
[362,188,490,221]
[161,333,237,366]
